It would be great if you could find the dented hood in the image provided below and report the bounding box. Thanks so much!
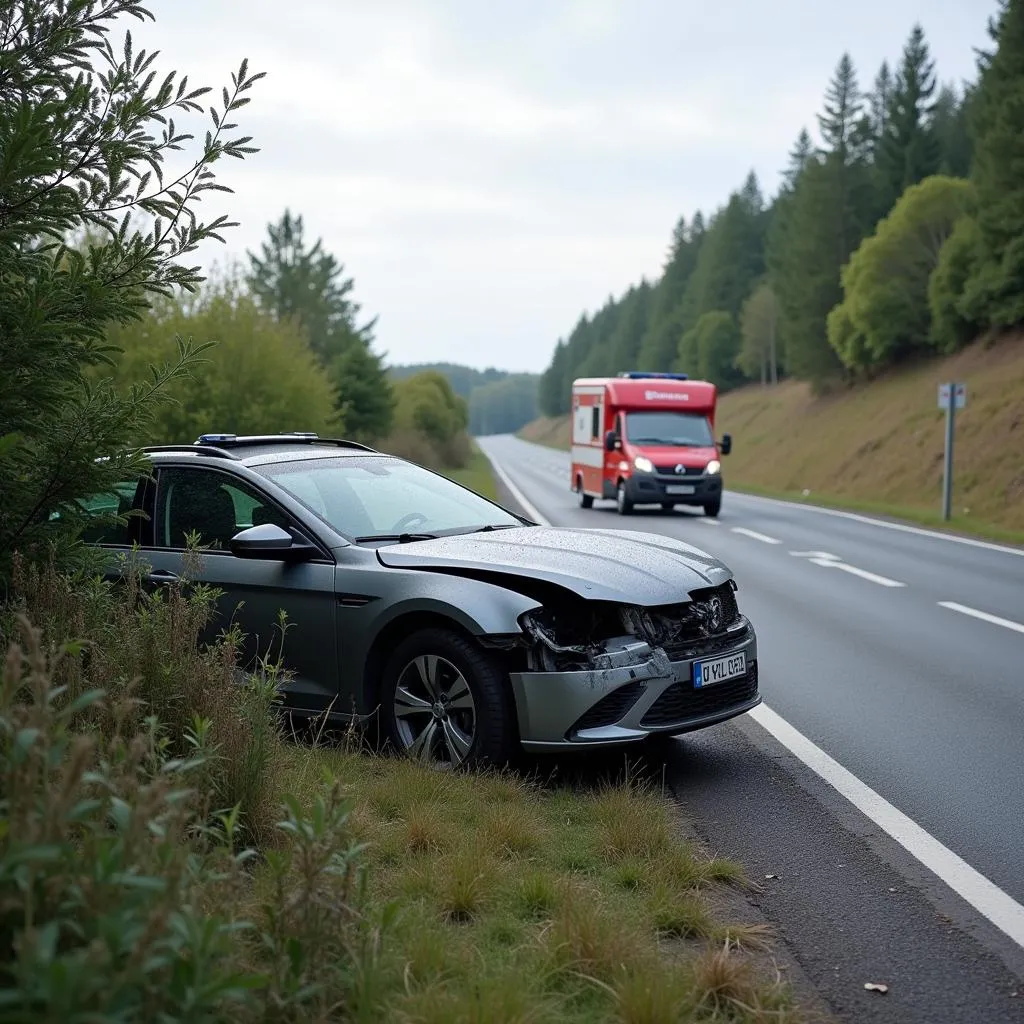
[375,526,733,605]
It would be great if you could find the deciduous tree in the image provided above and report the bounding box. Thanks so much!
[0,0,261,580]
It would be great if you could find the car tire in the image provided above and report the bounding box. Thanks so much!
[616,481,633,515]
[577,475,593,508]
[380,627,516,769]
[703,497,721,518]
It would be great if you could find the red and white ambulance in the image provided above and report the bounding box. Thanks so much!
[570,371,732,516]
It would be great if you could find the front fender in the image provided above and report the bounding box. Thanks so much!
[337,567,543,713]
[369,572,542,637]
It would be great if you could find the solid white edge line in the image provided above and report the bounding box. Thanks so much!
[732,527,782,545]
[732,491,1024,558]
[939,601,1024,635]
[485,440,1024,950]
[749,704,1024,949]
[479,446,551,525]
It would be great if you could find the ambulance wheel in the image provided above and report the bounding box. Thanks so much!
[578,480,593,509]
[616,481,633,515]
[703,498,721,518]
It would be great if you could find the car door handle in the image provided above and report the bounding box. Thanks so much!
[144,569,179,585]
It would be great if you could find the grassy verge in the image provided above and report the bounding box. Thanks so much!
[2,554,806,1021]
[445,443,500,501]
[284,742,798,1023]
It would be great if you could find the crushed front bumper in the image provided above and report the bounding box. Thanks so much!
[510,620,759,752]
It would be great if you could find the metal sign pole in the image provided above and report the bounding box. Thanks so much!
[942,383,955,521]
[938,382,965,521]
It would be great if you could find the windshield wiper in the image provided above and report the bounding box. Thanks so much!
[355,532,438,544]
[466,524,520,534]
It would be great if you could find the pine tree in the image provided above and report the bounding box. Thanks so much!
[677,176,765,339]
[637,215,705,369]
[933,83,974,177]
[783,129,814,189]
[247,211,375,363]
[770,56,874,385]
[331,344,395,442]
[869,61,894,145]
[876,25,941,214]
[964,0,1024,327]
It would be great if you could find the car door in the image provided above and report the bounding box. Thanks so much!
[142,464,340,716]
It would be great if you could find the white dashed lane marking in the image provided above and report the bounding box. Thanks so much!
[731,527,782,545]
[939,602,1024,636]
[790,550,906,588]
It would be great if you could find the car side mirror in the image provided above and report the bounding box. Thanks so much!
[720,433,732,456]
[230,523,311,561]
[604,430,620,452]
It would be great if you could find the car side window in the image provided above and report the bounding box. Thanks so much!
[74,478,144,545]
[154,468,290,551]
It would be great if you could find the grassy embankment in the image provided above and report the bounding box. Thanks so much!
[519,335,1024,543]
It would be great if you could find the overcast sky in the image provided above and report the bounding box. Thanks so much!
[135,0,996,374]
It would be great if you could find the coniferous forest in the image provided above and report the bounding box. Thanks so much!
[537,7,1024,416]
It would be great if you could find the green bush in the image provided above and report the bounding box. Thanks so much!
[929,216,986,353]
[828,176,976,371]
[6,552,282,840]
[390,371,471,469]
[0,580,389,1021]
[103,272,341,445]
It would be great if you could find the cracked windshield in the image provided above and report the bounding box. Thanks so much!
[3,1,1023,1021]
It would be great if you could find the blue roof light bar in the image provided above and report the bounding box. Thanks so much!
[617,371,689,381]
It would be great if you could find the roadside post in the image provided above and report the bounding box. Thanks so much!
[938,382,966,521]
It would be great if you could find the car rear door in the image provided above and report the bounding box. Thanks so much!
[141,464,340,717]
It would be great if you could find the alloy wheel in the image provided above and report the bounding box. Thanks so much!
[392,654,477,768]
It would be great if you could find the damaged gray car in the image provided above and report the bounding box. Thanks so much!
[83,433,760,768]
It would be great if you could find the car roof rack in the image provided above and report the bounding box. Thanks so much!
[194,433,378,452]
[142,443,240,459]
[141,434,378,458]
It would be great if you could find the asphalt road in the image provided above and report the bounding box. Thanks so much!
[478,433,1024,1022]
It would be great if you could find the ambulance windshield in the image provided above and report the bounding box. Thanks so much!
[625,411,714,447]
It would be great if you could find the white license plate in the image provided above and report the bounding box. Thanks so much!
[693,652,746,688]
[666,485,695,495]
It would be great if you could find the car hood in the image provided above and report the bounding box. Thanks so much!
[375,526,733,605]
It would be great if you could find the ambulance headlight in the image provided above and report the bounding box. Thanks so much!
[633,456,655,474]
[705,459,721,475]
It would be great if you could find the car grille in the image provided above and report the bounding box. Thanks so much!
[660,622,749,662]
[644,582,741,653]
[570,681,646,734]
[640,661,759,728]
[654,464,703,477]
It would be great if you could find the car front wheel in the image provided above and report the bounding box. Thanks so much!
[381,627,516,769]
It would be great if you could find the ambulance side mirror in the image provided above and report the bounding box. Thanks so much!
[720,433,732,456]
[604,430,620,452]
